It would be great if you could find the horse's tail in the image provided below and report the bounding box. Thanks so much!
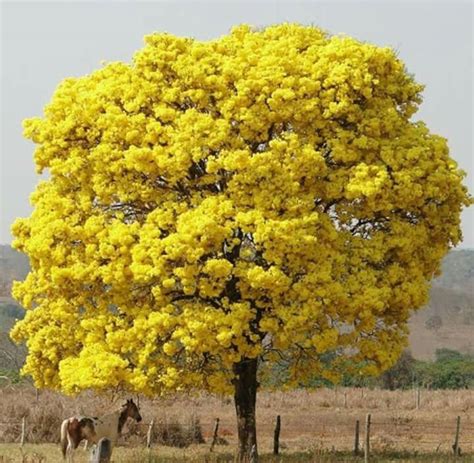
[60,419,69,459]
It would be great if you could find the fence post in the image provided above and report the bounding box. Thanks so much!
[146,419,154,449]
[273,415,281,455]
[364,413,371,463]
[250,444,257,463]
[90,438,112,463]
[20,417,26,447]
[354,419,360,456]
[453,415,461,458]
[344,390,348,408]
[210,418,220,452]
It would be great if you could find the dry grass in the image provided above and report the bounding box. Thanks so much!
[0,444,473,463]
[0,386,473,461]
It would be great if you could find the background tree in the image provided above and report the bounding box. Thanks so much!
[11,24,471,461]
[379,350,416,390]
[425,314,443,333]
[415,349,474,389]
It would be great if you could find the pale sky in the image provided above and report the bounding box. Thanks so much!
[1,1,473,247]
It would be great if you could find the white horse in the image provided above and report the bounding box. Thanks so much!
[60,398,142,461]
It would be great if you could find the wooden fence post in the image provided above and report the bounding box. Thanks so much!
[146,420,154,448]
[20,417,26,447]
[344,390,348,408]
[453,415,461,457]
[209,418,220,452]
[354,419,360,456]
[273,415,281,455]
[250,444,257,463]
[90,438,111,463]
[364,413,371,463]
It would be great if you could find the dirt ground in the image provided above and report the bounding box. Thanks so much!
[0,386,473,460]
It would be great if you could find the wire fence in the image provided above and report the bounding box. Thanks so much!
[2,414,473,456]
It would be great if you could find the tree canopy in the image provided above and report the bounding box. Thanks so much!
[11,24,471,398]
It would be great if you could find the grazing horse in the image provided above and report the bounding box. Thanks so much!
[60,398,142,461]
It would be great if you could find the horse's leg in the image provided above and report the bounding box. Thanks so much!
[64,433,70,462]
[67,433,81,463]
[66,441,73,463]
[109,440,115,460]
[60,419,70,461]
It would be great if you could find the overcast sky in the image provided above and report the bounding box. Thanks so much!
[1,1,473,248]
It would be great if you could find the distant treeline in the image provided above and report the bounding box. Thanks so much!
[1,298,473,390]
[1,347,473,390]
[263,348,474,390]
[350,349,474,390]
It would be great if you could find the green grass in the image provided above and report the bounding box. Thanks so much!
[0,444,472,463]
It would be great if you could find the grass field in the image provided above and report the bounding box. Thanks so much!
[0,443,473,462]
[0,386,473,462]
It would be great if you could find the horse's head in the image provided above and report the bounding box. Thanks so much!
[123,398,142,422]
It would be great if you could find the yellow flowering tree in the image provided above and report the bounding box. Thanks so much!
[11,24,470,460]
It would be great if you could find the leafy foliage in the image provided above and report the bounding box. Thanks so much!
[414,349,474,389]
[263,348,474,390]
[0,368,23,384]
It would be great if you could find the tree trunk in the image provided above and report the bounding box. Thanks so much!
[233,357,258,462]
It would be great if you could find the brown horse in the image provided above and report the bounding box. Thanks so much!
[60,399,142,461]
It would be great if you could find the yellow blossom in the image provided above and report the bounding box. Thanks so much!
[10,23,471,397]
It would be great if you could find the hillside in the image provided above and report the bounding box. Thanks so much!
[431,249,474,293]
[0,245,473,361]
[407,249,473,359]
[0,245,29,299]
